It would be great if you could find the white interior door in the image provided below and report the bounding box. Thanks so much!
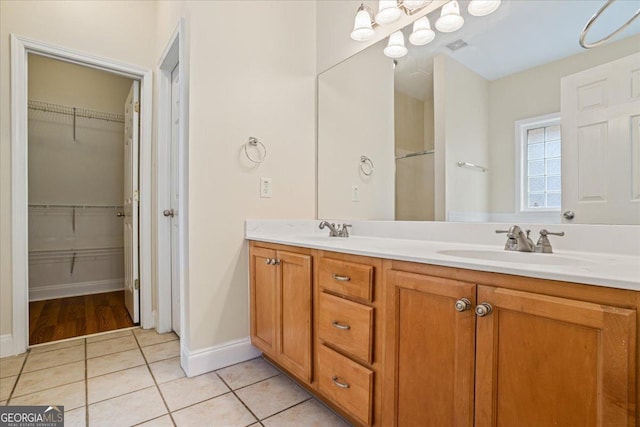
[124,80,140,323]
[170,65,181,336]
[561,52,640,224]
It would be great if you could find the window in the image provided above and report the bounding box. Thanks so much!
[515,114,561,212]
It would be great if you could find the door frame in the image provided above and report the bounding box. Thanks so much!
[156,20,188,342]
[10,34,153,355]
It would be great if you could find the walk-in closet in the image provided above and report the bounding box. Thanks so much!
[27,54,137,344]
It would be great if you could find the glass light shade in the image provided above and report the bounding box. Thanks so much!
[468,0,501,16]
[375,0,403,24]
[435,0,464,33]
[403,0,429,10]
[384,31,408,58]
[409,16,435,45]
[350,8,375,41]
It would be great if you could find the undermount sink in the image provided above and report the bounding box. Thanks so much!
[437,249,591,266]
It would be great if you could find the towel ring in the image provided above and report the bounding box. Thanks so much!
[360,155,374,176]
[579,0,640,49]
[244,137,267,164]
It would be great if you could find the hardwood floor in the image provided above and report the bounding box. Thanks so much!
[29,290,135,345]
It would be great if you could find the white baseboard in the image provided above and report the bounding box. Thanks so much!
[29,279,124,301]
[181,337,261,377]
[0,334,15,358]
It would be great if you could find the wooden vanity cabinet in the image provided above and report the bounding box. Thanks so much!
[249,242,313,383]
[384,260,638,427]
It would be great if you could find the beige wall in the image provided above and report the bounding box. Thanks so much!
[488,34,640,214]
[0,0,157,338]
[28,55,131,205]
[395,91,425,155]
[318,41,395,220]
[156,1,317,351]
[434,54,490,220]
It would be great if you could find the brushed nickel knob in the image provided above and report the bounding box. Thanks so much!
[454,298,472,312]
[264,258,271,265]
[475,303,493,317]
[163,209,175,217]
[563,210,575,220]
[116,211,125,218]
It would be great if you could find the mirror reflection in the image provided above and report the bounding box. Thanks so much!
[317,0,640,224]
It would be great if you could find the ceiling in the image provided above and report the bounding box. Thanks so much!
[395,0,640,100]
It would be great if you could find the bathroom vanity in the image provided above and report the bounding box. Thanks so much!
[247,221,640,427]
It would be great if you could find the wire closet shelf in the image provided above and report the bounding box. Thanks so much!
[28,100,125,124]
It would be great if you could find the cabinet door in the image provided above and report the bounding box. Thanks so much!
[475,285,637,427]
[277,250,313,382]
[385,270,476,427]
[249,247,277,356]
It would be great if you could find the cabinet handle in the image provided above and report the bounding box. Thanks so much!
[454,298,472,312]
[475,303,493,317]
[273,259,280,265]
[332,321,351,330]
[263,258,280,265]
[332,274,351,282]
[331,376,350,389]
[264,258,271,264]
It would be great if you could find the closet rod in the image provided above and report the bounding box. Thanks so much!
[28,100,125,124]
[28,203,123,209]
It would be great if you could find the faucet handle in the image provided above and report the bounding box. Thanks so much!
[540,229,565,237]
[495,229,510,234]
[535,229,564,253]
[338,223,352,238]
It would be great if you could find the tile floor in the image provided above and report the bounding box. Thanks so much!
[0,328,351,426]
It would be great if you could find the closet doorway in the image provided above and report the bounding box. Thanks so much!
[27,54,140,345]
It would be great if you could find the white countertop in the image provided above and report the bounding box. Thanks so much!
[246,220,640,292]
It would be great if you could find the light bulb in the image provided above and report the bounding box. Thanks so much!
[351,7,375,41]
[468,0,501,16]
[376,0,403,24]
[409,16,435,45]
[384,31,408,58]
[435,0,464,33]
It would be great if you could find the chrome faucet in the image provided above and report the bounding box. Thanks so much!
[319,221,352,238]
[496,225,535,252]
[534,229,565,253]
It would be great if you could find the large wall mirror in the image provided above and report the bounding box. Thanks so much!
[317,0,640,224]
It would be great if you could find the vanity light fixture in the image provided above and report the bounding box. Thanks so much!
[384,31,409,58]
[351,4,376,41]
[435,0,464,33]
[409,16,436,45]
[467,0,501,17]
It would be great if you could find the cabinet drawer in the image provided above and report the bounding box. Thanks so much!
[318,258,373,302]
[318,344,373,426]
[318,292,373,364]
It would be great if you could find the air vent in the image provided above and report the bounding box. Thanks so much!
[446,39,468,51]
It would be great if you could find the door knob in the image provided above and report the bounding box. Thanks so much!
[163,209,175,217]
[563,210,575,220]
[116,211,125,218]
[475,303,493,317]
[454,298,472,312]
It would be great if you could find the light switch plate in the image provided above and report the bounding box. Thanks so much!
[260,177,272,198]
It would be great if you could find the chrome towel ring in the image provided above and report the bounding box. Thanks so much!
[580,0,640,49]
[360,155,374,176]
[244,137,267,163]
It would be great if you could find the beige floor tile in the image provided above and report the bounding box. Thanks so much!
[149,357,185,384]
[136,414,174,426]
[0,376,17,401]
[262,399,350,427]
[29,338,84,354]
[0,354,26,378]
[87,335,138,359]
[23,345,85,373]
[134,328,179,347]
[235,374,310,420]
[13,361,84,397]
[9,380,85,410]
[89,386,167,427]
[88,365,154,404]
[141,340,180,363]
[159,371,229,411]
[217,357,279,390]
[86,329,134,343]
[87,348,145,378]
[64,407,87,427]
[172,393,256,427]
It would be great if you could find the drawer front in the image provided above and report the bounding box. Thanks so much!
[318,344,374,426]
[318,292,374,364]
[318,258,373,302]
